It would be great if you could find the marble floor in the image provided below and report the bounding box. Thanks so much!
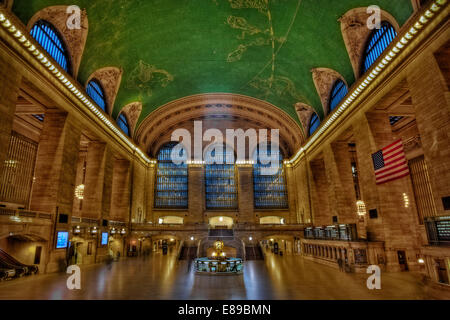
[0,253,430,300]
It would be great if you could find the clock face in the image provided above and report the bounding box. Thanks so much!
[215,241,224,250]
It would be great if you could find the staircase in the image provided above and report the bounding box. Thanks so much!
[178,246,198,260]
[208,228,234,239]
[245,244,264,260]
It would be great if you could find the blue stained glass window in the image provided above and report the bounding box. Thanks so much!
[86,80,107,112]
[253,145,288,209]
[309,113,320,137]
[155,143,188,209]
[117,114,130,136]
[362,21,397,74]
[329,80,348,112]
[30,20,70,73]
[205,146,237,210]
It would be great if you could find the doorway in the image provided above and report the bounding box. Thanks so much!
[34,246,42,265]
[435,259,449,284]
[397,251,409,271]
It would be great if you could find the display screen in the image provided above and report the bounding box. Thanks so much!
[101,232,109,246]
[56,231,69,249]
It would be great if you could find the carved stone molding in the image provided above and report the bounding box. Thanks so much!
[120,102,142,138]
[135,94,304,158]
[294,103,317,138]
[404,134,422,153]
[339,7,399,79]
[27,5,89,78]
[311,68,347,116]
[86,67,123,116]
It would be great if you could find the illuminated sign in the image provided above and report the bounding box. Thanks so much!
[56,231,69,249]
[101,232,109,246]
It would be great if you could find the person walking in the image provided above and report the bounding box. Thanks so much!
[337,258,344,272]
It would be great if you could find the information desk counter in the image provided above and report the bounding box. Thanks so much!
[194,257,243,275]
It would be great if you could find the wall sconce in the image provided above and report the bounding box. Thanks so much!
[190,236,195,241]
[249,236,253,241]
[158,218,163,225]
[403,193,410,208]
[357,200,367,216]
[74,184,85,200]
[418,258,425,264]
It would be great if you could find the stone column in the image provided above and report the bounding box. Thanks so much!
[237,164,254,223]
[188,164,205,224]
[353,112,420,271]
[30,111,81,273]
[110,159,131,222]
[407,51,450,216]
[0,52,22,184]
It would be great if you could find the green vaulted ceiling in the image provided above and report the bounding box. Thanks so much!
[13,0,413,125]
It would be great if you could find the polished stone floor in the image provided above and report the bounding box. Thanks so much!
[0,252,430,300]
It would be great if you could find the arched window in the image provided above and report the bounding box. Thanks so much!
[253,144,288,209]
[117,113,130,136]
[362,21,397,74]
[86,80,107,112]
[309,113,320,136]
[30,20,70,73]
[329,80,348,112]
[205,145,237,210]
[155,143,188,209]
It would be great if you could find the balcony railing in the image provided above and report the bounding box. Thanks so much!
[0,208,52,220]
[304,224,358,242]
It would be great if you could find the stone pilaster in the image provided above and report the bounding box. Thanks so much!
[0,51,22,184]
[323,142,358,224]
[237,165,254,223]
[30,111,81,273]
[81,142,113,221]
[110,159,131,222]
[145,164,156,223]
[285,165,298,224]
[407,51,450,217]
[309,158,331,226]
[130,160,147,223]
[291,158,312,224]
[188,165,204,223]
[30,112,81,215]
[353,112,420,271]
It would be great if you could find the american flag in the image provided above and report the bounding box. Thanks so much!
[372,139,410,185]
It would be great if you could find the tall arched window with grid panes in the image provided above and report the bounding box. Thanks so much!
[86,80,107,112]
[329,80,348,112]
[30,20,71,74]
[253,144,288,209]
[155,142,188,209]
[362,21,397,75]
[205,145,237,210]
[117,113,130,137]
[309,113,320,137]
